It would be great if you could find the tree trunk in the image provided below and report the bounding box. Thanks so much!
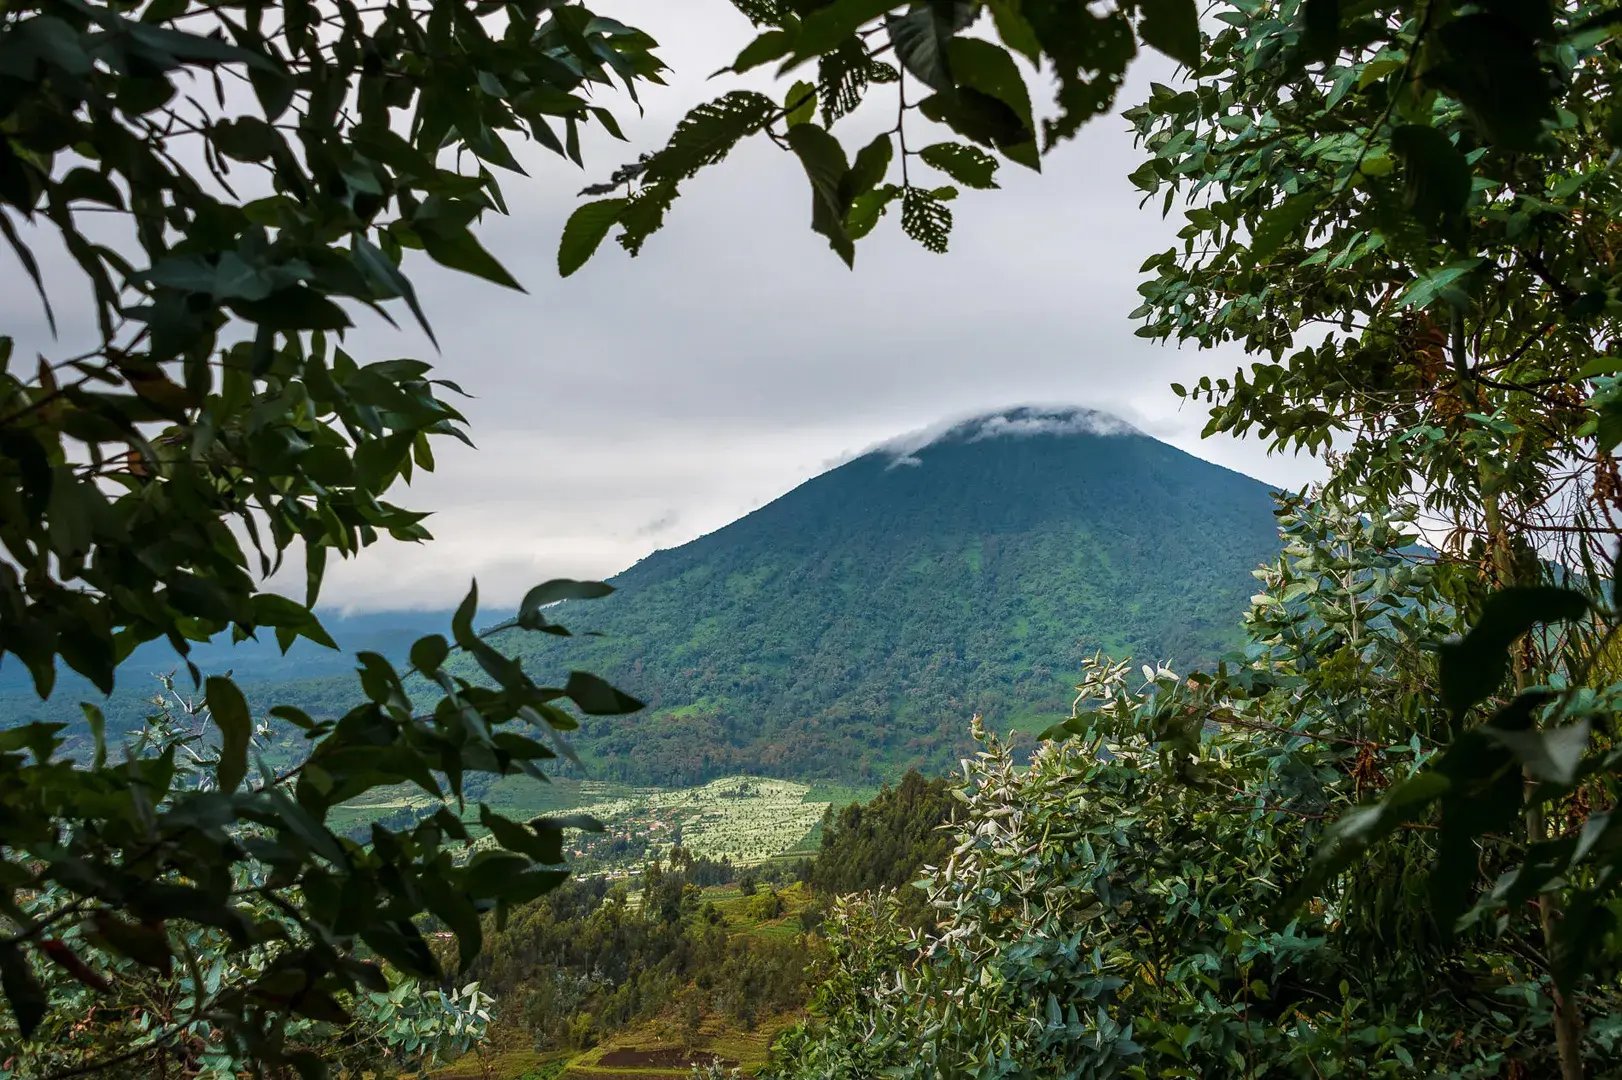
[1465,312,1585,1080]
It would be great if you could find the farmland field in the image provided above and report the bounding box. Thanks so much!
[331,773,874,875]
[568,776,832,866]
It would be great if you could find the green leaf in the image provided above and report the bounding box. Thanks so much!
[81,703,106,769]
[90,913,174,972]
[1487,720,1592,786]
[211,117,278,162]
[418,226,524,291]
[847,184,900,240]
[563,671,645,715]
[1300,0,1340,62]
[729,28,794,73]
[125,21,280,72]
[785,80,818,127]
[250,66,295,123]
[1248,193,1317,265]
[233,286,352,331]
[918,89,1039,170]
[946,38,1033,136]
[1437,587,1589,716]
[251,594,338,651]
[1603,87,1622,151]
[843,134,894,200]
[1128,160,1161,193]
[919,142,999,189]
[558,198,628,277]
[0,943,45,1039]
[525,577,613,609]
[1429,13,1554,151]
[353,235,435,346]
[1399,258,1484,309]
[0,211,57,333]
[1579,357,1622,378]
[794,0,900,56]
[1138,0,1200,67]
[479,805,563,862]
[409,634,450,675]
[1291,771,1450,898]
[1390,125,1471,232]
[888,4,972,93]
[206,675,251,793]
[989,0,1041,62]
[519,579,614,631]
[418,872,483,970]
[786,123,855,267]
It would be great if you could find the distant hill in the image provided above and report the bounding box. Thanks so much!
[468,406,1284,784]
[0,609,448,735]
[0,407,1285,786]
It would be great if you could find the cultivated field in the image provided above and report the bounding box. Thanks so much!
[571,776,829,866]
[334,773,849,875]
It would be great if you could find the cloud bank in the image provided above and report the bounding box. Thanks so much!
[869,405,1143,468]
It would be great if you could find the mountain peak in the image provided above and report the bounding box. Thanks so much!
[869,405,1141,468]
[490,409,1282,784]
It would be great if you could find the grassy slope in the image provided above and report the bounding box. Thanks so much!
[432,883,820,1080]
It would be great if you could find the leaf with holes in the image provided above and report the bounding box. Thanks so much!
[920,143,999,189]
[901,187,952,253]
[643,92,776,184]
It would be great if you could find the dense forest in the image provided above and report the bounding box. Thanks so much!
[5,0,1622,1079]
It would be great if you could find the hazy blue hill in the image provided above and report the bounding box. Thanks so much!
[0,609,447,734]
[480,408,1285,784]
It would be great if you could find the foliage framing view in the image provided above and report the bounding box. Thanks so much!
[0,0,1198,1074]
[4,0,1622,1079]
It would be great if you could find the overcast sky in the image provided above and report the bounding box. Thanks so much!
[10,3,1328,613]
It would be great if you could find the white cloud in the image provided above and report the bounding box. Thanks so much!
[864,404,1141,468]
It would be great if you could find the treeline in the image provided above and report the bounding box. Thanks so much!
[807,770,960,924]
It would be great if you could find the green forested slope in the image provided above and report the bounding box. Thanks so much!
[475,409,1283,784]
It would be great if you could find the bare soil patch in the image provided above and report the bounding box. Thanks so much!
[595,1047,738,1069]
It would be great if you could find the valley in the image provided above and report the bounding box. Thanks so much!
[0,408,1294,1078]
